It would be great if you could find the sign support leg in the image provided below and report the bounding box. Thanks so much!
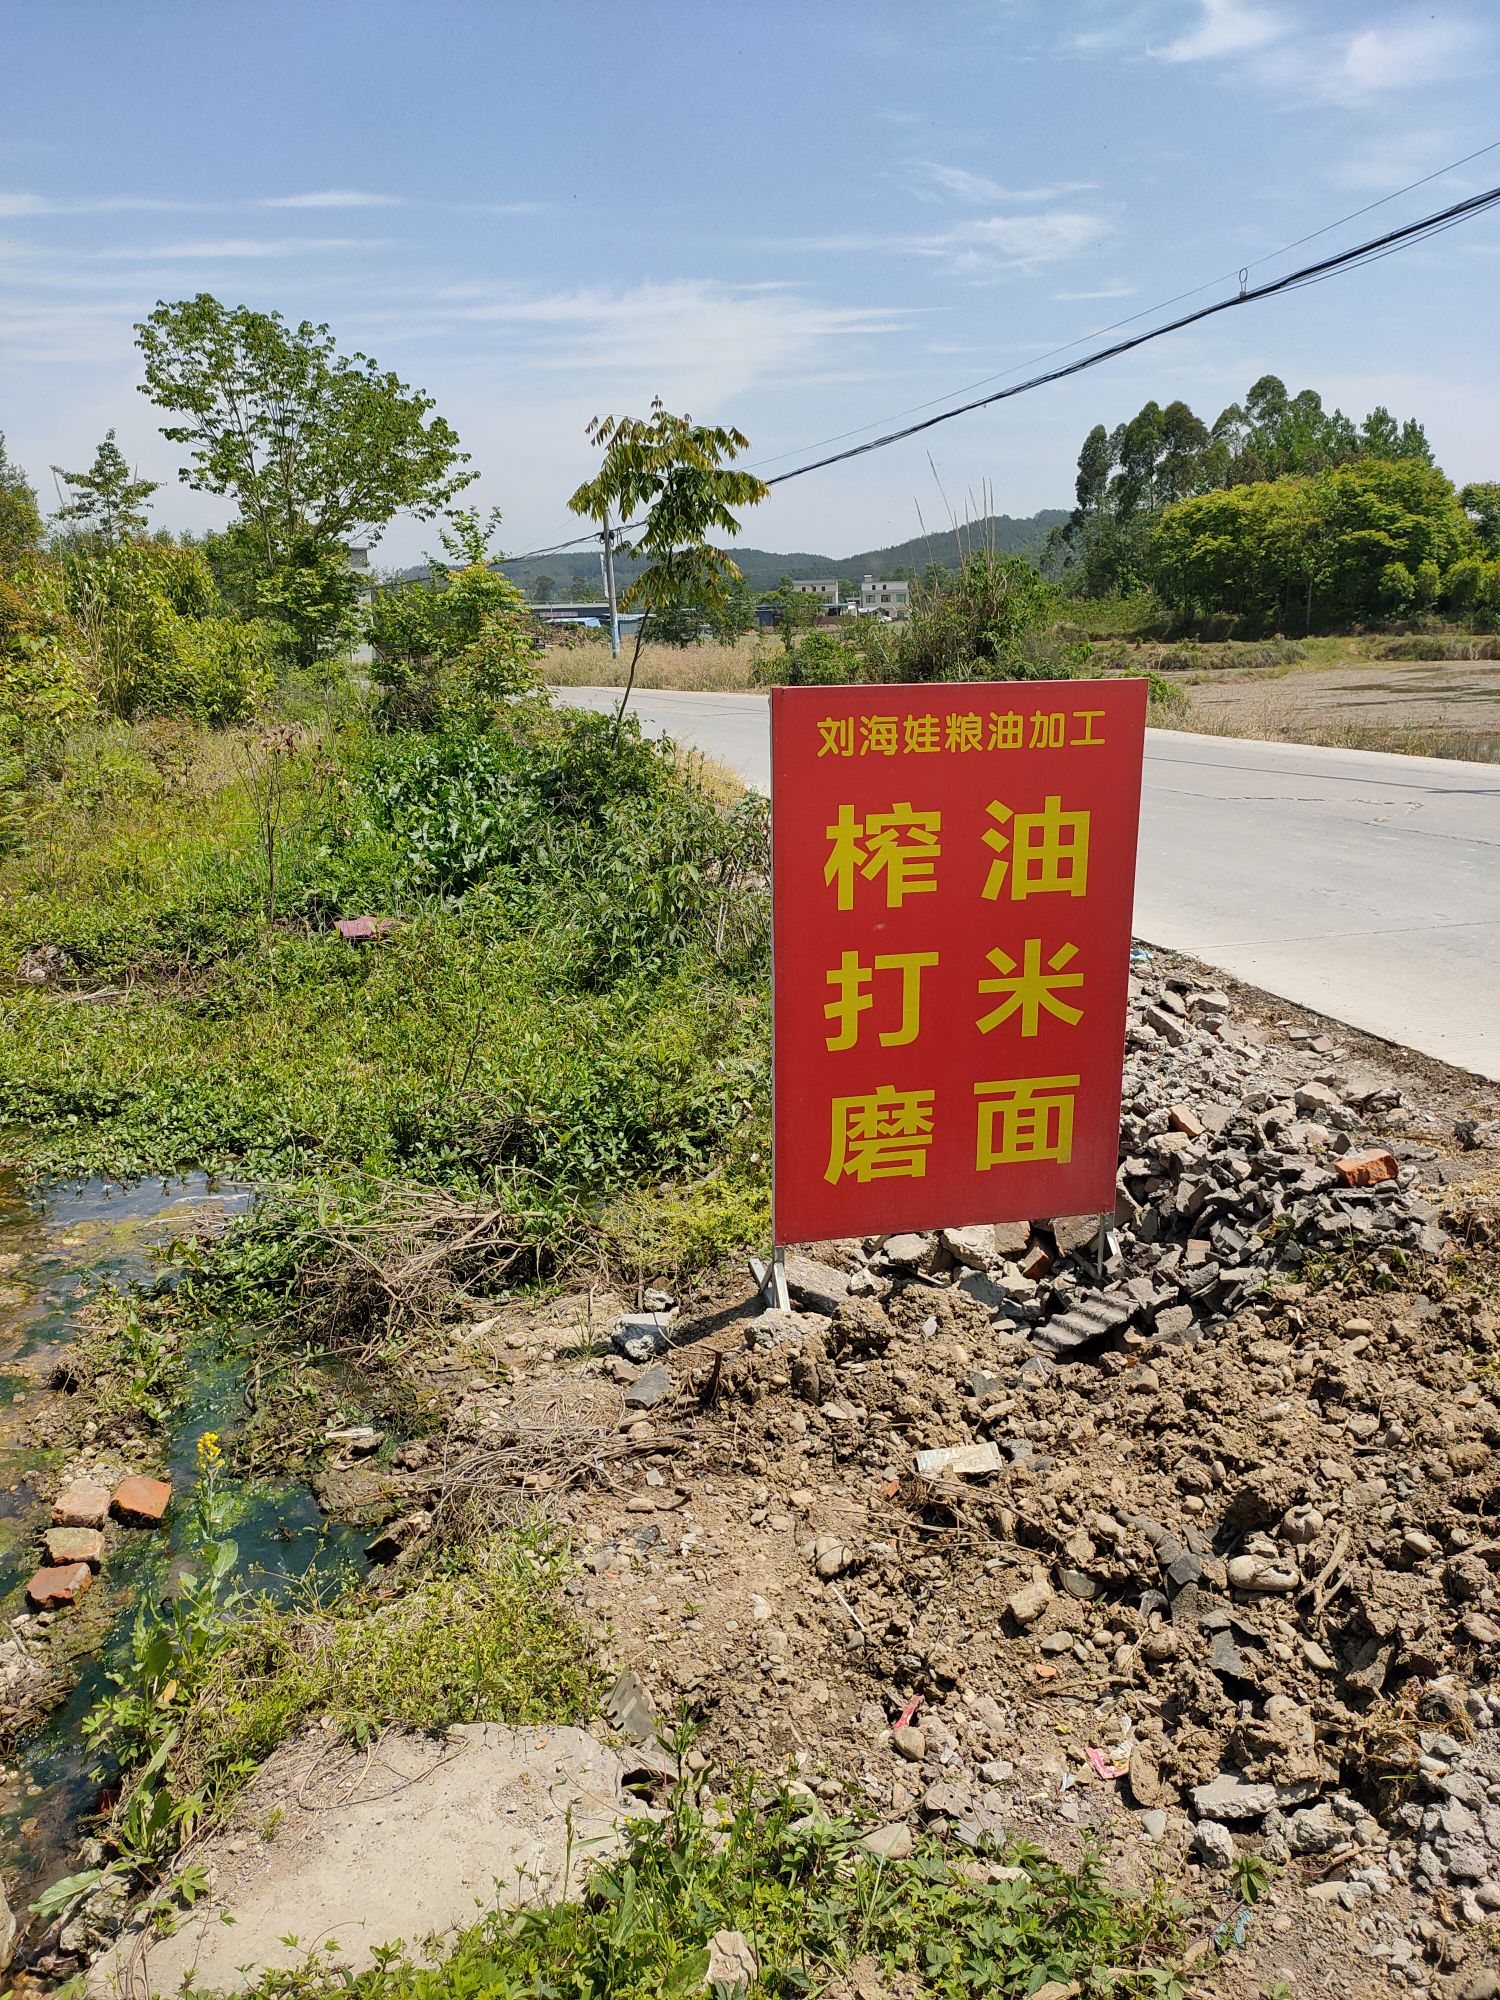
[750,1247,791,1312]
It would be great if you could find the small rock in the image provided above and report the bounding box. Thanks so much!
[1052,1213,1101,1257]
[324,1425,382,1455]
[1227,1554,1297,1594]
[52,1481,110,1530]
[1192,1819,1236,1870]
[624,1364,672,1411]
[1294,1081,1342,1114]
[861,1822,913,1860]
[881,1232,938,1271]
[1005,1579,1053,1628]
[704,1928,757,1995]
[111,1475,171,1527]
[892,1726,926,1762]
[26,1562,93,1609]
[940,1225,999,1269]
[612,1313,672,1363]
[1168,1105,1204,1139]
[812,1536,851,1580]
[1140,1809,1168,1840]
[784,1254,850,1317]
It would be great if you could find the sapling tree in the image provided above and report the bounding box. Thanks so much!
[568,400,768,739]
[50,429,158,545]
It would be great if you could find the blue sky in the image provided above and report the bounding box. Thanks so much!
[3,0,1498,566]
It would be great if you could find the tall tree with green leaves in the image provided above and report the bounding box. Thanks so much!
[50,429,158,545]
[0,432,42,572]
[568,400,768,739]
[135,294,475,659]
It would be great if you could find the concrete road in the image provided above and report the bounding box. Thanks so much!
[555,686,1500,1079]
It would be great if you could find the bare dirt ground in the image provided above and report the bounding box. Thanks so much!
[335,951,1500,2000]
[1166,660,1500,761]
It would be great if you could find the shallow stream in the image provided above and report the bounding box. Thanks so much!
[0,1174,366,1924]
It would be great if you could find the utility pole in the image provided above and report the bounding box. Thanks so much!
[600,507,622,660]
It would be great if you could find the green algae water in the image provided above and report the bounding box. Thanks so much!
[0,1174,367,1927]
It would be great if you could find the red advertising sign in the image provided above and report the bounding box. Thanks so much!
[771,678,1147,1244]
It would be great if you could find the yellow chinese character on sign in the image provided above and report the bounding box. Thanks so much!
[1028,710,1065,750]
[977,939,1084,1036]
[1070,709,1105,748]
[974,1075,1080,1169]
[861,714,899,757]
[825,950,938,1050]
[817,716,855,758]
[989,711,1023,750]
[905,713,941,755]
[824,803,941,910]
[982,796,1090,901]
[826,1085,935,1184]
[946,712,983,754]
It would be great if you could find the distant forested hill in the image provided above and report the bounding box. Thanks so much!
[489,509,1068,597]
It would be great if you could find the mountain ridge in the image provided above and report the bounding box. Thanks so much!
[485,508,1068,596]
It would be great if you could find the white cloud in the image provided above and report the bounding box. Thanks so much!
[1317,16,1482,102]
[933,210,1106,270]
[906,161,1096,205]
[259,189,405,209]
[0,191,219,216]
[95,235,384,260]
[1157,0,1284,62]
[1054,281,1138,301]
[419,279,910,405]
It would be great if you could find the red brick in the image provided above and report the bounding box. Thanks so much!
[1335,1149,1397,1188]
[52,1481,110,1530]
[43,1526,104,1568]
[1168,1105,1205,1140]
[27,1562,93,1609]
[1019,1238,1053,1280]
[111,1474,172,1527]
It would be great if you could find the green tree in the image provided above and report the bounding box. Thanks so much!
[568,399,768,739]
[135,294,474,659]
[1151,459,1472,633]
[531,573,557,604]
[367,509,534,727]
[0,433,42,573]
[763,576,821,653]
[1459,482,1500,558]
[50,429,158,545]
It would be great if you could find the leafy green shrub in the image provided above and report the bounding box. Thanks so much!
[369,564,539,727]
[754,627,864,685]
[899,553,1084,681]
[1441,557,1500,633]
[350,707,769,984]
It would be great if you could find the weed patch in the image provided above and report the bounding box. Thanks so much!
[227,1780,1186,2000]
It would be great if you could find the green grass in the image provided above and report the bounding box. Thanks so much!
[170,1532,601,1806]
[0,706,772,1274]
[228,1780,1187,2000]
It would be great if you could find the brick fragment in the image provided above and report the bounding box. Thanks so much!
[52,1481,110,1530]
[111,1474,172,1526]
[1335,1149,1397,1188]
[1168,1105,1204,1139]
[43,1527,104,1568]
[26,1561,93,1609]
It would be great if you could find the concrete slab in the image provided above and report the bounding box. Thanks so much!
[87,1724,639,1997]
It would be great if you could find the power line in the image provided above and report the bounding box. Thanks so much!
[502,173,1500,560]
[760,181,1500,487]
[741,137,1500,477]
